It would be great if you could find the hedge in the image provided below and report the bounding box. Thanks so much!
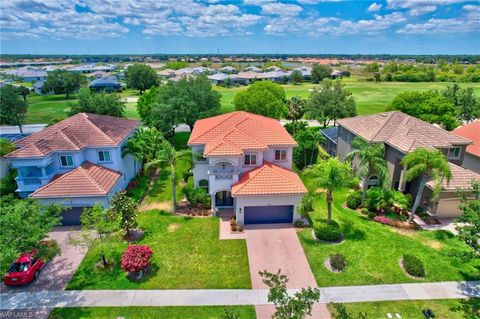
[313,219,343,242]
[402,254,425,278]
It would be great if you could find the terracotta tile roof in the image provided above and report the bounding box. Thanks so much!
[30,161,121,198]
[6,113,139,158]
[337,111,472,153]
[427,163,480,191]
[453,121,480,158]
[188,111,297,157]
[231,162,307,196]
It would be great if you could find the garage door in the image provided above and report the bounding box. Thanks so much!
[61,207,84,226]
[244,205,293,224]
[435,199,462,217]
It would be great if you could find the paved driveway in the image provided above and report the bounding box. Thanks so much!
[245,224,331,319]
[1,227,87,319]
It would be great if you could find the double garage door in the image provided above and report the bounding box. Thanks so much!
[61,207,84,226]
[244,205,294,224]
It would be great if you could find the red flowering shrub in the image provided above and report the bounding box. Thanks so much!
[373,216,393,226]
[121,245,153,273]
[127,179,138,190]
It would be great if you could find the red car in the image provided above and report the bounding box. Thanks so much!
[3,251,45,286]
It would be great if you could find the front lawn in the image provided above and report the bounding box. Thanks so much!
[328,299,478,319]
[298,187,480,287]
[67,210,250,290]
[49,306,256,319]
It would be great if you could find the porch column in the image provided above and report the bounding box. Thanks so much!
[398,166,407,191]
[211,194,216,214]
[41,167,47,177]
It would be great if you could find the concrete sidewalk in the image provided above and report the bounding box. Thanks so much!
[1,281,479,310]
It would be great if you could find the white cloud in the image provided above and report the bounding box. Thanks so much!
[386,0,470,10]
[262,2,303,16]
[297,0,342,4]
[397,17,478,34]
[367,2,382,12]
[408,5,437,16]
[243,0,274,5]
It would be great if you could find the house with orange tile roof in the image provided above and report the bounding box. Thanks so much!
[4,113,141,225]
[453,121,480,174]
[188,111,307,225]
[334,111,479,218]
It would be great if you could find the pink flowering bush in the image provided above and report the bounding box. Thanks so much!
[373,216,393,226]
[121,245,153,274]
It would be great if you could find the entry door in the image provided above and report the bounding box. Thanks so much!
[215,191,234,207]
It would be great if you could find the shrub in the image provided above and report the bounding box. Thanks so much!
[0,170,17,196]
[313,219,342,242]
[346,191,362,209]
[402,254,425,277]
[329,254,346,271]
[367,212,376,219]
[365,187,389,212]
[183,171,193,183]
[297,193,314,217]
[294,220,305,228]
[121,245,153,274]
[373,215,394,226]
[360,208,369,215]
[182,185,211,208]
[37,240,60,262]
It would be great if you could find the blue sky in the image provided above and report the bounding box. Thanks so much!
[1,0,479,54]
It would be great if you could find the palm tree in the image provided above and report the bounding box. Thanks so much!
[146,140,191,212]
[345,137,390,203]
[286,96,306,123]
[122,126,164,167]
[305,158,351,224]
[401,148,452,223]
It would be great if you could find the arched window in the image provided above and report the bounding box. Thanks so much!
[199,179,209,190]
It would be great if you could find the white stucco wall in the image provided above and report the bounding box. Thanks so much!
[234,194,304,225]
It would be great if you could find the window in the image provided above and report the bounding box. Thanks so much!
[244,154,257,165]
[59,155,74,167]
[97,150,111,163]
[447,147,461,159]
[274,149,287,161]
[199,179,209,190]
[194,152,207,162]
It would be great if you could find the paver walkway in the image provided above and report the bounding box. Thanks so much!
[245,224,330,318]
[2,281,479,310]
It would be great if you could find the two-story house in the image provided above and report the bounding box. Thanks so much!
[334,111,480,218]
[187,111,307,225]
[453,121,480,174]
[4,113,140,225]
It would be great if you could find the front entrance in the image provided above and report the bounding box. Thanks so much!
[215,191,234,207]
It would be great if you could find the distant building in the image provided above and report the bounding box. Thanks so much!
[243,66,262,73]
[3,67,47,82]
[207,73,231,85]
[89,76,122,92]
[219,66,236,74]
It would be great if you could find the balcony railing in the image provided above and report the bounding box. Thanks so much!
[215,173,233,180]
[23,177,41,185]
[209,166,237,174]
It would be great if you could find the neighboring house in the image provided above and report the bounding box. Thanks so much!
[89,76,122,92]
[258,71,291,83]
[293,66,312,80]
[3,67,47,82]
[4,113,140,225]
[334,111,479,217]
[243,66,262,73]
[158,69,176,78]
[188,111,307,225]
[266,66,282,72]
[219,66,236,74]
[207,73,231,85]
[331,70,347,79]
[452,121,480,174]
[320,127,338,157]
[234,71,260,85]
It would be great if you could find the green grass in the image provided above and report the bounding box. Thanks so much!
[298,184,480,287]
[49,306,256,319]
[25,78,480,124]
[66,210,250,290]
[328,299,479,319]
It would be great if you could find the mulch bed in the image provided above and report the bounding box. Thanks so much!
[124,228,145,242]
[324,256,344,273]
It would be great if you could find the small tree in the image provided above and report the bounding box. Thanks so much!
[69,88,126,117]
[311,64,332,83]
[401,148,452,223]
[304,158,352,224]
[0,85,28,133]
[442,84,480,123]
[290,70,303,84]
[16,86,30,102]
[455,180,480,255]
[42,70,86,98]
[71,203,120,268]
[122,126,165,166]
[125,64,158,94]
[121,245,153,279]
[234,81,286,119]
[286,96,306,122]
[259,269,320,319]
[109,191,138,236]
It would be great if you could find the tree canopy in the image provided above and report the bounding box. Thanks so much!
[0,196,64,275]
[290,70,303,84]
[311,64,332,83]
[0,85,28,133]
[307,79,356,127]
[442,84,480,123]
[138,76,220,135]
[389,90,459,130]
[286,96,306,122]
[234,80,286,119]
[455,180,480,256]
[69,88,126,117]
[125,63,158,93]
[42,70,86,98]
